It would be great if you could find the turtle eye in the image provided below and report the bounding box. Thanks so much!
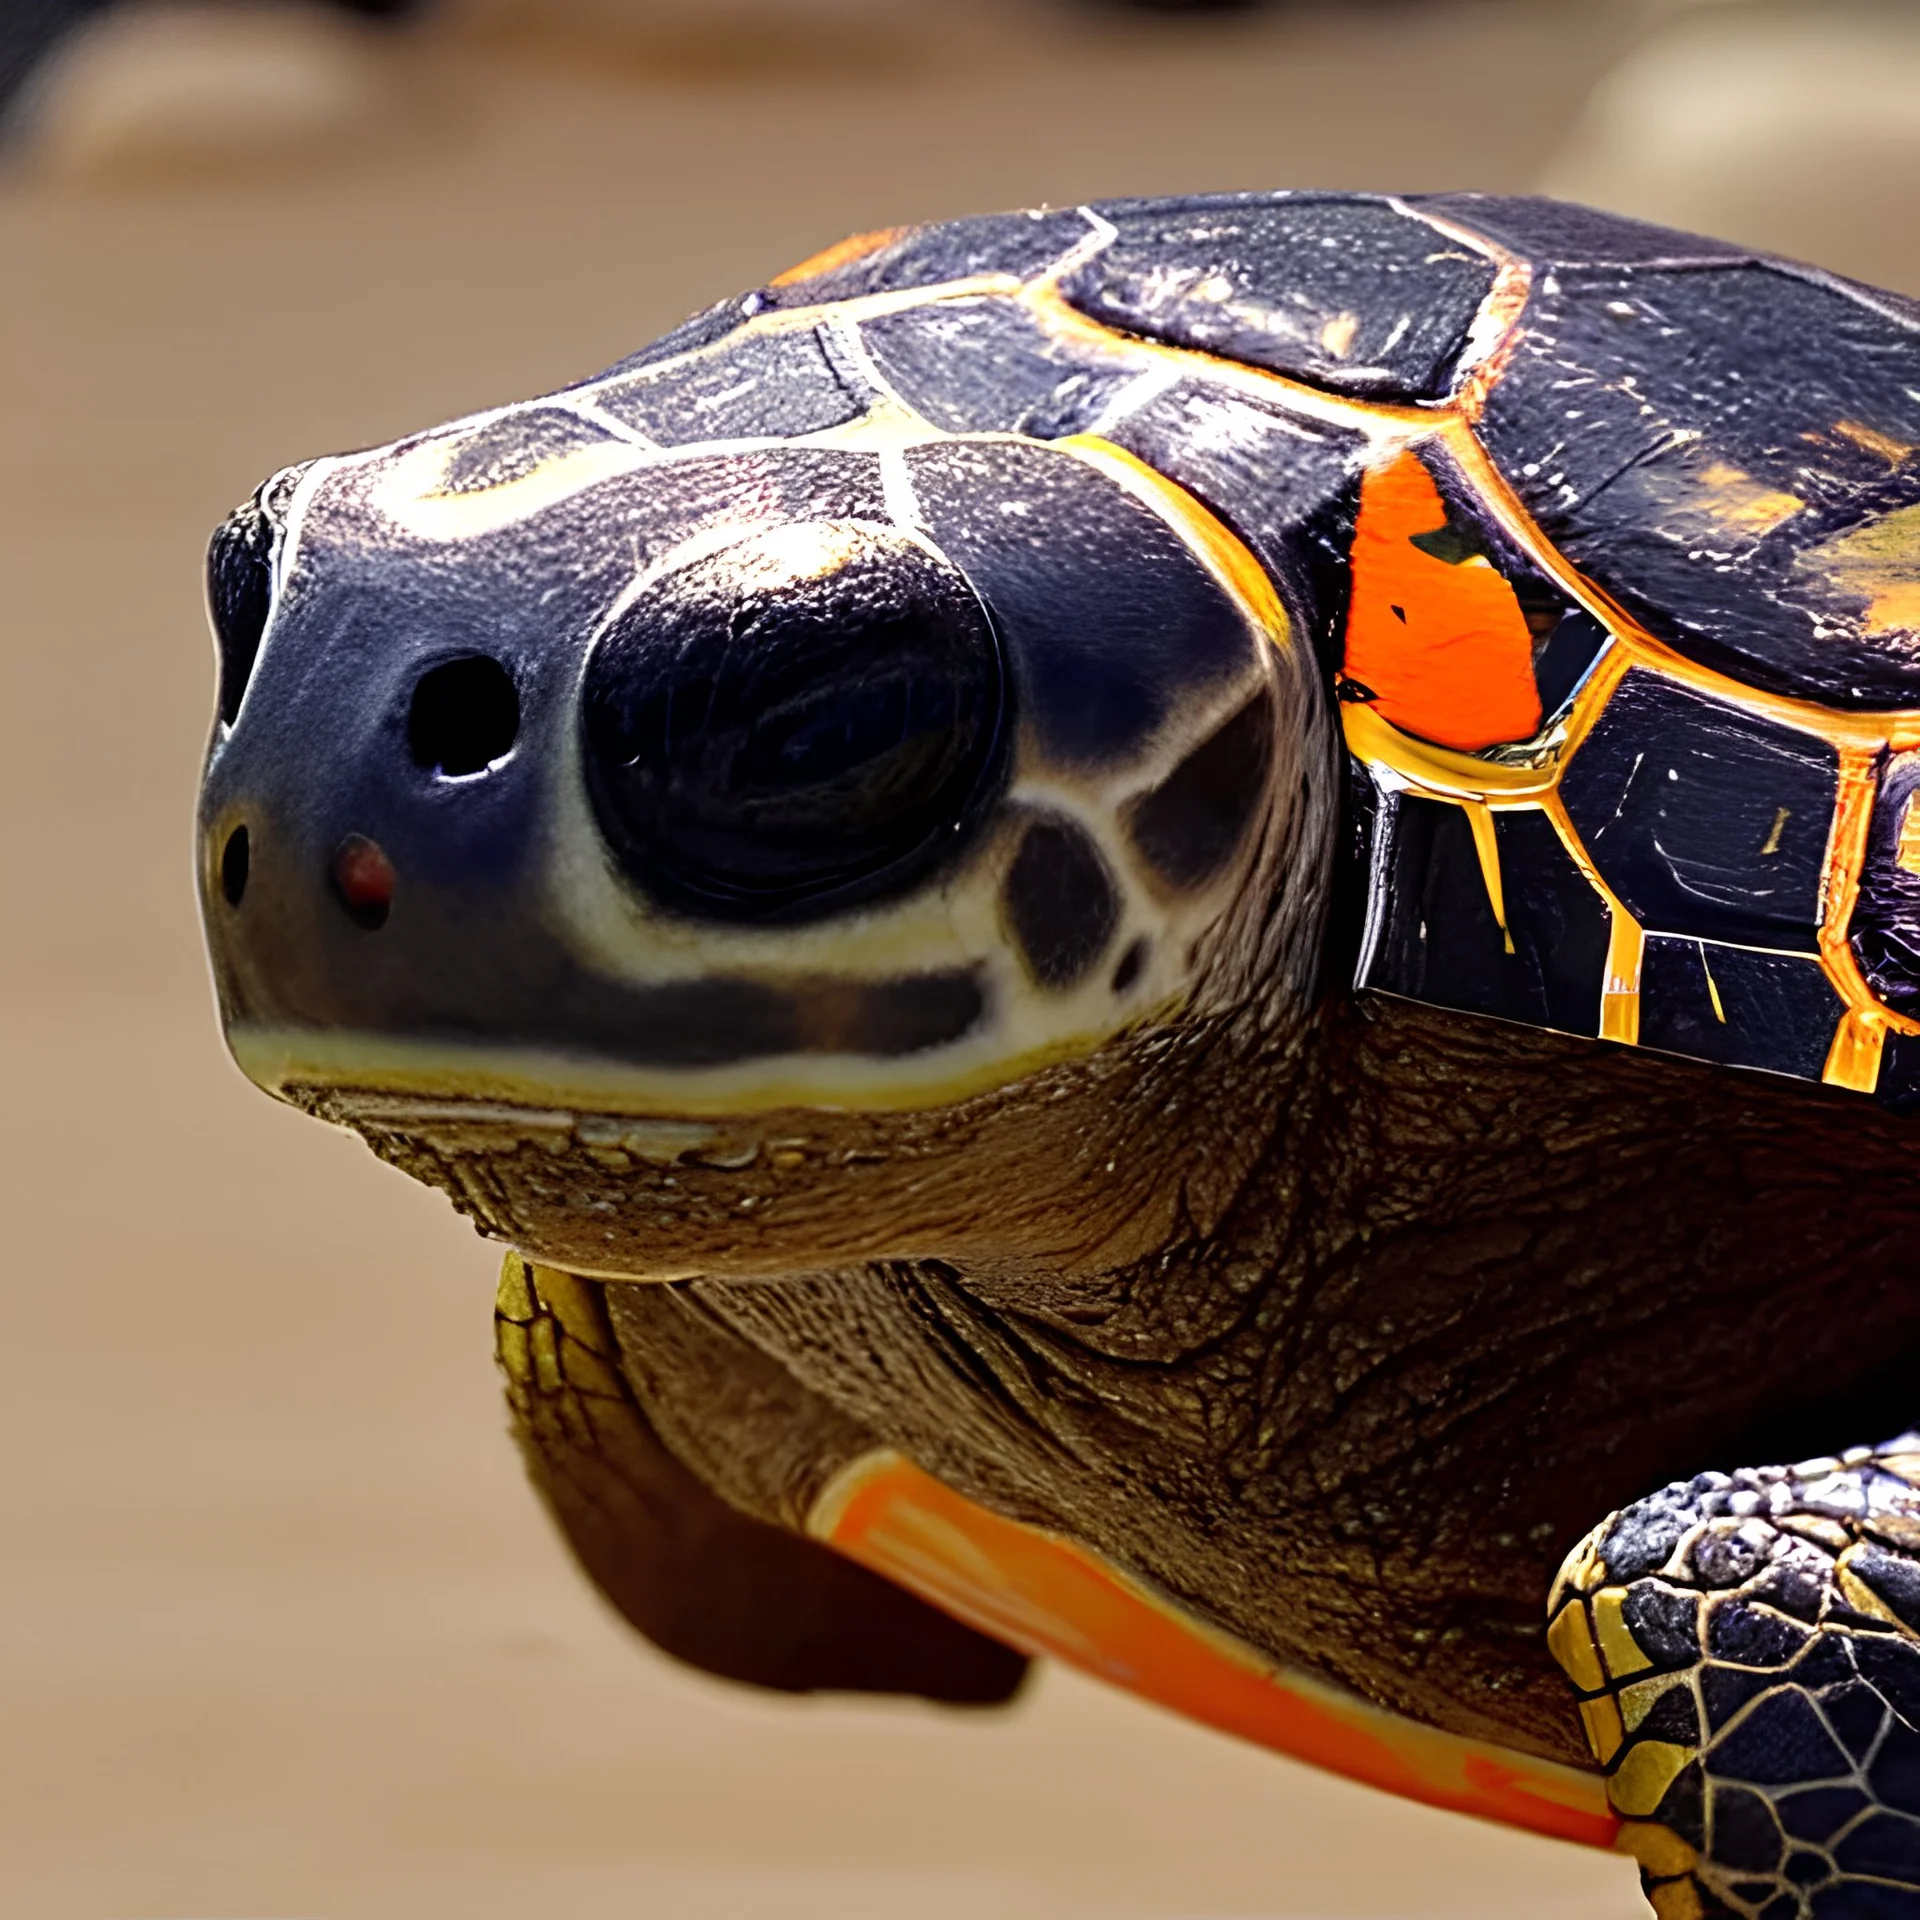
[581,521,1006,922]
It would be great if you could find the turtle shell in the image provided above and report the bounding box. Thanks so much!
[197,193,1920,1851]
[680,191,1920,1105]
[206,192,1920,1112]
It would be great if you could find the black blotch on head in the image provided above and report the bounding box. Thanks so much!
[1104,0,1263,15]
[1125,686,1276,891]
[409,656,521,777]
[583,523,1006,923]
[208,496,276,726]
[219,824,249,907]
[1111,936,1147,994]
[591,971,986,1065]
[1004,815,1118,990]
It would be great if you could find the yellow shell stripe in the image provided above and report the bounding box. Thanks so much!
[653,224,1920,1094]
[1053,433,1292,653]
[819,253,1920,1094]
[1414,417,1920,1092]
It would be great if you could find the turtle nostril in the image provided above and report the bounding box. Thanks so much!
[332,834,395,930]
[409,656,519,777]
[220,824,250,907]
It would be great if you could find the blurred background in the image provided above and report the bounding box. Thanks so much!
[0,1,1913,1915]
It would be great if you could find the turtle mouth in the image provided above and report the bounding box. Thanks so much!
[266,1021,1204,1283]
[287,1084,846,1281]
[298,1088,744,1171]
[219,1007,1125,1127]
[276,1074,952,1282]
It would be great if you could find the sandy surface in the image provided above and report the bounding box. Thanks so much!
[0,4,1764,1912]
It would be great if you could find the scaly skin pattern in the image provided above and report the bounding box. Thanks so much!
[573,993,1920,1773]
[1550,1442,1920,1916]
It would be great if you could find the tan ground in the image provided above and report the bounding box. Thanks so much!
[6,2,1890,1911]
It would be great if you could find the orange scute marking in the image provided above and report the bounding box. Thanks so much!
[1342,448,1543,752]
[812,1451,1618,1851]
[769,226,911,289]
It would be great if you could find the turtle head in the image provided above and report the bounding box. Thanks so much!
[197,391,1336,1280]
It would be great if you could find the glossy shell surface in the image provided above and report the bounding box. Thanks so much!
[736,191,1920,1104]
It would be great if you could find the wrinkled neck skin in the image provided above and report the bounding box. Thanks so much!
[680,996,1920,1766]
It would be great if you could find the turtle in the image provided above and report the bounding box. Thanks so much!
[195,191,1920,1920]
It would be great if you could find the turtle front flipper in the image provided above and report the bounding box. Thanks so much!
[1549,1441,1920,1918]
[494,1257,1026,1704]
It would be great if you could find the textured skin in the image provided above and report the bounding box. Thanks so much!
[325,971,1311,1283]
[537,992,1920,1769]
[1551,1442,1920,1917]
[495,1257,1027,1703]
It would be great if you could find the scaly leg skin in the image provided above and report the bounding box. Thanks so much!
[1549,1438,1920,1918]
